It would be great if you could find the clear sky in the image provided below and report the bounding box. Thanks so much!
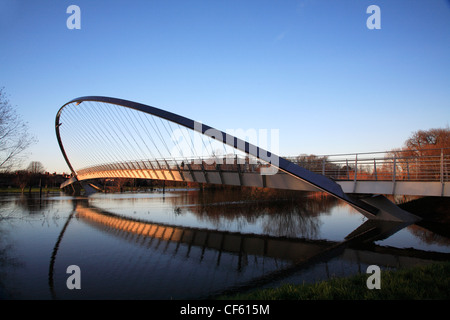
[1,0,449,174]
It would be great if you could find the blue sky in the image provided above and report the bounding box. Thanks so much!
[1,0,449,173]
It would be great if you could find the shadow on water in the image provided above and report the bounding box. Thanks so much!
[399,196,450,240]
[46,189,450,299]
[13,192,56,214]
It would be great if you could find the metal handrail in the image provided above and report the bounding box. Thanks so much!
[76,148,449,183]
[286,148,449,182]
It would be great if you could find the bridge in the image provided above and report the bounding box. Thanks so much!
[55,96,449,223]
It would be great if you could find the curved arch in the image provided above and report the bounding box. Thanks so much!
[56,96,379,217]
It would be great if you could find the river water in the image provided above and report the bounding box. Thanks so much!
[0,188,449,300]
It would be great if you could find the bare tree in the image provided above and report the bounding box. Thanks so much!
[404,127,450,156]
[0,87,37,171]
[27,161,45,174]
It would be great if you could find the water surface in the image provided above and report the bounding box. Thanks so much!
[0,189,448,299]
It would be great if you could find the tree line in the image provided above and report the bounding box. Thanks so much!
[0,161,67,192]
[294,127,450,181]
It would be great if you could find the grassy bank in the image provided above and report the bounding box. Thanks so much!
[221,262,450,300]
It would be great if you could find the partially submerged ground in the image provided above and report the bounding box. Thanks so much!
[221,261,450,300]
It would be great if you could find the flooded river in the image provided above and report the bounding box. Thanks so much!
[1,188,449,299]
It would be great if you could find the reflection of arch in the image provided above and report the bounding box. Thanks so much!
[48,209,75,299]
[75,203,335,264]
[47,198,448,299]
[74,202,444,298]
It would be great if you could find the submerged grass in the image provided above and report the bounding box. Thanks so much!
[221,262,450,300]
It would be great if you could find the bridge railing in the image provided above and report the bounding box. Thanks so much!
[75,155,274,177]
[286,148,450,182]
[75,148,449,184]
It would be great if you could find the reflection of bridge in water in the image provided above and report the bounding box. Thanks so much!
[56,96,449,223]
[76,204,333,267]
[68,201,448,297]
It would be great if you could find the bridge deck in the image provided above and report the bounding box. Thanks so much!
[64,159,448,198]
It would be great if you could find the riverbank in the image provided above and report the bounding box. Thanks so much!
[0,187,61,193]
[221,261,450,300]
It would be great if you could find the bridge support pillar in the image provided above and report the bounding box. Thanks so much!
[62,181,82,196]
[80,182,100,196]
[358,195,421,223]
